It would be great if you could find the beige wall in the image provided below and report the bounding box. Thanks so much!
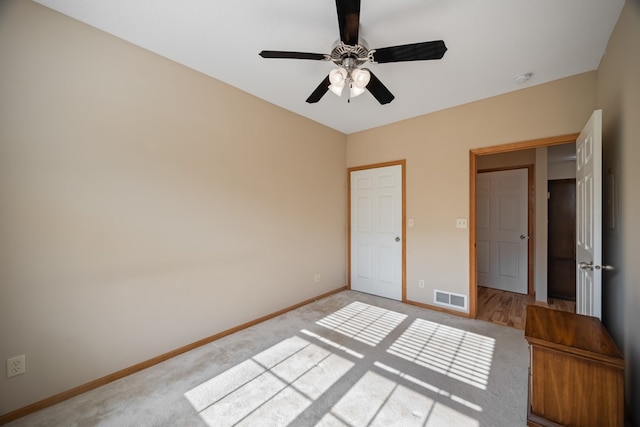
[596,0,640,422]
[0,1,347,414]
[347,72,596,307]
[3,0,636,420]
[548,161,576,180]
[476,149,536,170]
[548,143,577,180]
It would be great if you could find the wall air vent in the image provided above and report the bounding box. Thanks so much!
[434,290,468,311]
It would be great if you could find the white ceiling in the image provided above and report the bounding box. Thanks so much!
[34,0,624,134]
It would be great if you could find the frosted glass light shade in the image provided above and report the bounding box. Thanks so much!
[329,67,347,86]
[329,84,345,96]
[351,68,370,89]
[350,84,366,98]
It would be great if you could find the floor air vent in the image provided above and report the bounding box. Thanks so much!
[434,290,467,311]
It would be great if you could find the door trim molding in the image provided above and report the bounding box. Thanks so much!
[347,160,406,301]
[469,133,579,318]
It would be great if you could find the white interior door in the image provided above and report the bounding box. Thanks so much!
[476,168,528,294]
[350,165,402,300]
[576,109,603,319]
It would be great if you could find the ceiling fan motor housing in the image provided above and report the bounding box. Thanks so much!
[330,42,372,69]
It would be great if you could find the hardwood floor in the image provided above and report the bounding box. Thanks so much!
[477,286,576,330]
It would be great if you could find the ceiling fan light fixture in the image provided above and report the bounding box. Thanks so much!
[349,83,366,98]
[261,1,448,105]
[329,67,348,86]
[329,83,345,97]
[351,68,370,89]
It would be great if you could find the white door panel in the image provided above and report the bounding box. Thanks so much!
[477,168,528,294]
[350,165,402,300]
[576,110,603,319]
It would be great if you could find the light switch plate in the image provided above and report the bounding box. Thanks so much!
[456,218,467,229]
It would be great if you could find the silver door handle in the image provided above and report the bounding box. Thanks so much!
[520,235,529,240]
[395,236,401,242]
[580,261,615,271]
[579,261,594,271]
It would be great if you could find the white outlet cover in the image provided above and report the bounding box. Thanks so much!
[7,355,26,378]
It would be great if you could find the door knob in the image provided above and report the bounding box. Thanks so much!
[395,236,401,242]
[580,261,615,271]
[520,235,529,240]
[579,261,594,271]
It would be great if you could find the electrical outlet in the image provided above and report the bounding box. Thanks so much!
[314,273,321,283]
[7,355,25,378]
[419,280,425,288]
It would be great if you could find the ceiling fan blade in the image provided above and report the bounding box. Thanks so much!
[366,70,394,105]
[259,50,328,61]
[371,40,447,63]
[306,76,331,103]
[336,0,360,45]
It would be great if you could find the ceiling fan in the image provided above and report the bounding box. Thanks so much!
[259,0,447,105]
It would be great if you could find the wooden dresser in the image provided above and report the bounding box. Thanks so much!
[524,305,624,427]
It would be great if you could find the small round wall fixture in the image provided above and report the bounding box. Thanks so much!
[514,72,533,84]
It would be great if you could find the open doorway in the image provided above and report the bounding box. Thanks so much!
[547,143,579,301]
[469,134,579,328]
[547,179,576,299]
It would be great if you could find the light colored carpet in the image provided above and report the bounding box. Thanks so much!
[7,290,529,426]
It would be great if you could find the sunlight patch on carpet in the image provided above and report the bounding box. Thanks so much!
[322,371,431,426]
[185,335,354,426]
[321,370,479,427]
[299,328,364,359]
[316,301,407,346]
[374,361,483,413]
[387,318,495,389]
